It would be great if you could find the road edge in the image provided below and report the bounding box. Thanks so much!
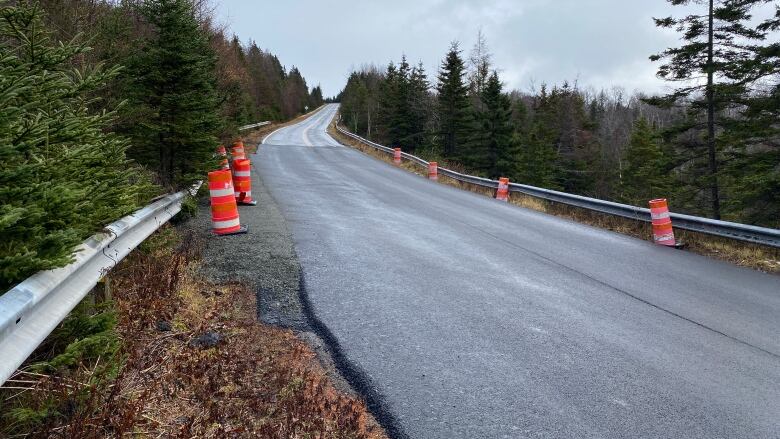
[296,272,409,439]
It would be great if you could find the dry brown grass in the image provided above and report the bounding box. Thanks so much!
[330,121,779,274]
[0,226,388,438]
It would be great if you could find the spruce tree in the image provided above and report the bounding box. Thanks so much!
[122,0,222,188]
[382,56,414,149]
[282,67,309,118]
[377,61,397,144]
[408,61,431,151]
[465,72,515,179]
[620,118,671,205]
[719,7,780,226]
[0,2,147,289]
[648,0,768,219]
[436,42,471,158]
[310,85,324,108]
[516,121,560,190]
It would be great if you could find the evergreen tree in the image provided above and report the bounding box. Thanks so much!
[648,0,768,219]
[408,61,431,151]
[465,72,515,179]
[620,118,671,205]
[282,67,309,118]
[541,82,598,194]
[339,67,382,138]
[436,42,471,158]
[0,2,148,289]
[310,85,324,108]
[719,7,780,226]
[516,121,560,189]
[122,0,222,188]
[380,57,415,149]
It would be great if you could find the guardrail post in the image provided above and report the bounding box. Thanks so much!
[649,198,676,247]
[95,277,112,303]
[496,178,510,201]
[428,162,438,180]
[393,148,401,165]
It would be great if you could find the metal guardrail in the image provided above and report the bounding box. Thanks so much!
[335,123,780,248]
[0,185,199,385]
[238,121,271,131]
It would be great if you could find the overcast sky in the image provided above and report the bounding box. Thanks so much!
[214,0,701,97]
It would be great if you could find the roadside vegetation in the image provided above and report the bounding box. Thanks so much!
[0,0,325,291]
[338,1,780,230]
[1,1,364,437]
[0,226,386,438]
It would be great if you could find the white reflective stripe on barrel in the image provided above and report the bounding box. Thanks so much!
[210,188,234,197]
[212,217,240,229]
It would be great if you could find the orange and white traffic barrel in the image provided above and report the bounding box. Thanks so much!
[232,140,246,162]
[496,177,510,202]
[216,145,229,170]
[232,159,256,206]
[208,169,247,235]
[393,148,401,165]
[649,198,675,246]
[428,162,438,180]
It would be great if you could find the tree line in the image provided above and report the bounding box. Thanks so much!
[339,1,780,230]
[0,0,323,289]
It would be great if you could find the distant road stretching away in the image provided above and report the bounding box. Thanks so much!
[256,104,780,439]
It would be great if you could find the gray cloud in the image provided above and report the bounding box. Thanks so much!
[216,0,698,97]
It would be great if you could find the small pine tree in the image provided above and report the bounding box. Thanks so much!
[310,85,324,109]
[436,42,471,158]
[0,2,149,290]
[516,120,560,190]
[380,57,415,149]
[408,61,431,151]
[122,0,222,188]
[620,118,670,205]
[465,72,515,179]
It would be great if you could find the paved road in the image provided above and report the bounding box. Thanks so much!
[256,104,780,439]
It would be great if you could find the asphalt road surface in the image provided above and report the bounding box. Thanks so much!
[255,104,780,439]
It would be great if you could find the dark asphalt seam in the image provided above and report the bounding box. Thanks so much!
[296,272,410,439]
[454,218,780,360]
[251,143,408,438]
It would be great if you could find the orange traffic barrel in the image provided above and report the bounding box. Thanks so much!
[216,145,229,170]
[208,169,247,235]
[232,159,256,206]
[649,198,675,246]
[393,148,401,165]
[496,177,510,202]
[232,140,246,162]
[428,162,438,180]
